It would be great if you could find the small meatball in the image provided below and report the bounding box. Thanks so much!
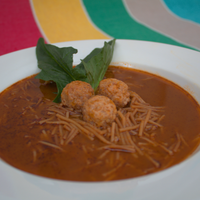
[98,78,130,107]
[82,95,117,127]
[61,81,94,110]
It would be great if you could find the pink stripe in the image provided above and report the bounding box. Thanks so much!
[0,0,42,55]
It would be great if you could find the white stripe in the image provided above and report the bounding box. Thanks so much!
[123,0,200,50]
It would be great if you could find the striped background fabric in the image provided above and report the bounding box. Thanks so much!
[0,0,200,56]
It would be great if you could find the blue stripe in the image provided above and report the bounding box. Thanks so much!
[163,0,200,24]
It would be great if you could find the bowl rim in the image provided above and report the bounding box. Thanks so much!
[0,39,200,200]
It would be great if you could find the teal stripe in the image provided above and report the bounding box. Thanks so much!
[82,0,195,50]
[163,0,200,25]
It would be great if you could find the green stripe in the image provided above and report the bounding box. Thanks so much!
[82,0,195,50]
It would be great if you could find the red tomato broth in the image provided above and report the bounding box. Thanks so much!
[0,65,199,181]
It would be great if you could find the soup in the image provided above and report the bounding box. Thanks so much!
[0,66,199,181]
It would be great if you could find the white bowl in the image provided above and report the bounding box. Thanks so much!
[0,40,200,200]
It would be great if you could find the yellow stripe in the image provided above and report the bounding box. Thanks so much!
[31,0,110,43]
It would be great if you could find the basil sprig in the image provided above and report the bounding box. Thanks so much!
[35,38,115,103]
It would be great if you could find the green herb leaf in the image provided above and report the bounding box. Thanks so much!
[35,38,115,103]
[35,38,88,102]
[79,39,116,91]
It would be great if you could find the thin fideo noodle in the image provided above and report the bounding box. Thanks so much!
[34,91,188,177]
[33,92,191,176]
